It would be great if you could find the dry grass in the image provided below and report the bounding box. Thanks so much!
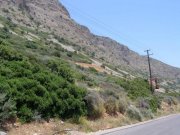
[155,102,180,117]
[7,114,131,135]
[76,63,105,73]
[7,103,180,135]
[78,113,132,132]
[8,120,79,135]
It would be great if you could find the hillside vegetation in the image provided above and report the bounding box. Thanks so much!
[1,0,180,80]
[0,14,180,133]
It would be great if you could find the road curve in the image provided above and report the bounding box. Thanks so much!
[97,114,180,135]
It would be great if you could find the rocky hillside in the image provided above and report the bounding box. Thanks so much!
[0,0,180,79]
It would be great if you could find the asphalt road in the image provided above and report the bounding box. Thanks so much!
[100,114,180,135]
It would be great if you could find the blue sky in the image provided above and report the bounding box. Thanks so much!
[60,0,180,67]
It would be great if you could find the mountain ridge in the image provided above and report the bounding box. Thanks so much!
[0,0,180,79]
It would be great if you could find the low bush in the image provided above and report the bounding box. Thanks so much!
[0,27,11,39]
[76,117,92,132]
[54,36,71,45]
[67,52,73,57]
[85,92,105,119]
[0,45,23,61]
[101,90,119,99]
[127,105,143,121]
[0,93,17,126]
[140,109,154,119]
[104,97,118,116]
[115,78,151,100]
[138,96,161,113]
[2,9,9,13]
[148,97,159,113]
[118,97,129,114]
[89,67,98,73]
[87,81,98,87]
[52,51,61,58]
[164,96,178,106]
[138,98,150,109]
[47,60,75,83]
[25,41,38,49]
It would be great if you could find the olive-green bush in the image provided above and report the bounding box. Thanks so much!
[127,105,143,121]
[104,97,118,116]
[140,109,154,119]
[85,92,105,119]
[118,97,129,114]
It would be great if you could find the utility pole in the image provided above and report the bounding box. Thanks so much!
[145,50,154,94]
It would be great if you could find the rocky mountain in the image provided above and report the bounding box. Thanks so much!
[0,0,180,79]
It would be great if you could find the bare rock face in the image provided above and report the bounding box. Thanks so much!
[24,0,70,18]
[0,0,180,79]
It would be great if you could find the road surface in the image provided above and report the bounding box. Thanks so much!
[98,114,180,135]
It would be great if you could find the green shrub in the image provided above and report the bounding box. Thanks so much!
[18,105,33,123]
[54,45,65,52]
[0,27,11,39]
[0,45,23,61]
[47,60,75,83]
[148,97,159,113]
[54,36,71,45]
[127,105,143,121]
[52,51,61,58]
[0,45,87,122]
[87,81,98,87]
[115,78,151,100]
[89,67,98,73]
[85,92,105,119]
[0,93,17,126]
[25,41,38,49]
[67,52,73,57]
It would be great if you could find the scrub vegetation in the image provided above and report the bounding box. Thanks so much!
[0,16,179,133]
